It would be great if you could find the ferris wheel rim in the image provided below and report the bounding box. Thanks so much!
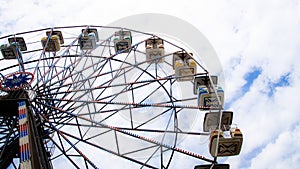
[0,23,224,168]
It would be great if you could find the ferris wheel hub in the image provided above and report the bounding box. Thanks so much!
[0,72,34,92]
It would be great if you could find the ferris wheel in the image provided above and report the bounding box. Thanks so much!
[0,24,243,169]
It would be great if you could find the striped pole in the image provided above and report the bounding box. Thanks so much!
[18,101,32,169]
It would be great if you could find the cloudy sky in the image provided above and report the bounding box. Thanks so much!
[1,0,300,169]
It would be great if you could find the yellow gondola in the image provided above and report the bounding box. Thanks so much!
[41,35,61,52]
[46,31,64,44]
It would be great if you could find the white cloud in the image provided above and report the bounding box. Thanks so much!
[187,1,300,169]
[248,124,300,169]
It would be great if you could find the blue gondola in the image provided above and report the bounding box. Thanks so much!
[197,86,224,110]
[79,32,97,50]
[82,28,99,42]
[195,75,224,110]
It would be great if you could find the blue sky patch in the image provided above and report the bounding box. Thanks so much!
[268,73,290,96]
[240,146,265,168]
[242,68,262,93]
[224,68,262,109]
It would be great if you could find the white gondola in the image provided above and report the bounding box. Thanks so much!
[113,30,132,53]
[145,38,165,63]
[195,75,224,110]
[209,127,243,157]
[173,51,197,81]
[203,111,233,132]
[0,42,22,59]
[79,32,97,50]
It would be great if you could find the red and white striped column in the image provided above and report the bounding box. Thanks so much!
[18,101,32,169]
